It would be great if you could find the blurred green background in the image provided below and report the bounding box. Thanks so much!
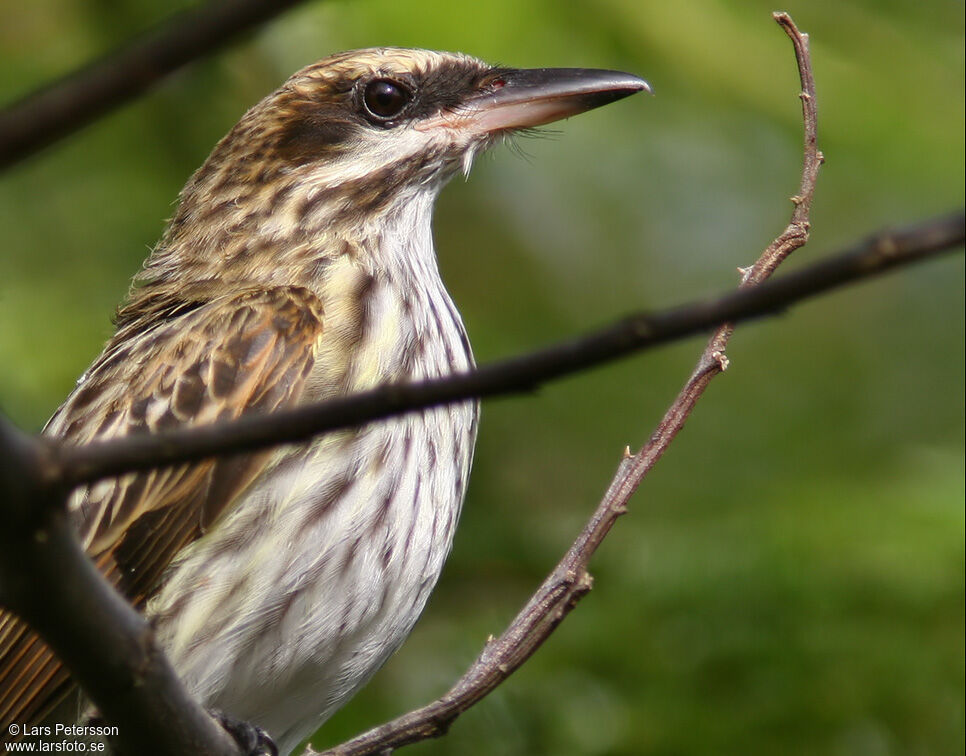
[1,1,963,754]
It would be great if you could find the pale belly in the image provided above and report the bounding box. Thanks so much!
[145,400,477,753]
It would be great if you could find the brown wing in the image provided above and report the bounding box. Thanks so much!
[0,286,324,734]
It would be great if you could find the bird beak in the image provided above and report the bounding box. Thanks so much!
[421,67,650,134]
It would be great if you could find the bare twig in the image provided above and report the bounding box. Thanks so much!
[599,10,823,544]
[0,0,312,170]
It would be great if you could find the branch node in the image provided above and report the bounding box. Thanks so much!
[628,314,655,341]
[562,568,581,585]
[875,235,900,258]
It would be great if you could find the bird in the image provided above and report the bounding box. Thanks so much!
[0,48,647,754]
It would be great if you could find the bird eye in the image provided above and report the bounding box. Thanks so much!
[362,79,411,121]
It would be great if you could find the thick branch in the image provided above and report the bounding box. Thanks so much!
[0,419,240,756]
[0,0,311,170]
[50,210,965,491]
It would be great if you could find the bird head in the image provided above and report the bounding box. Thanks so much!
[130,48,647,316]
[204,48,647,197]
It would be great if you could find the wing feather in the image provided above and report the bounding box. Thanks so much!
[0,286,324,737]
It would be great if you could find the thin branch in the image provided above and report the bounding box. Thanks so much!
[750,12,823,281]
[0,0,312,170]
[48,209,964,493]
[605,10,823,536]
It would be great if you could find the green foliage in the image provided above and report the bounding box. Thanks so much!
[0,1,962,753]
